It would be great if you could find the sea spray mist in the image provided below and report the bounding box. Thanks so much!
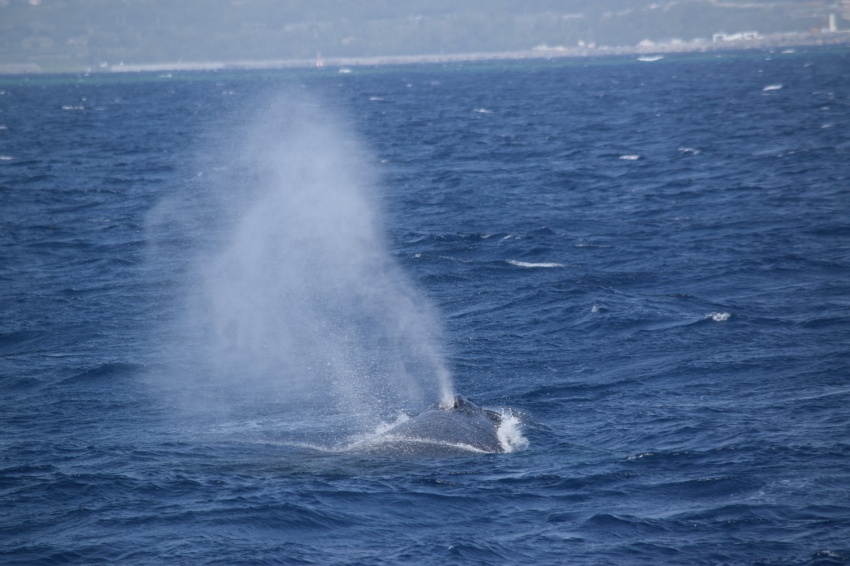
[146,91,454,433]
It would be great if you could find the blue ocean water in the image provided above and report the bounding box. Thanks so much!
[2,48,850,565]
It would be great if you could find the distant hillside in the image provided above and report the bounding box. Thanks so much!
[0,0,845,72]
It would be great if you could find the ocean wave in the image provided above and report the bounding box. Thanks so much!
[4,50,850,566]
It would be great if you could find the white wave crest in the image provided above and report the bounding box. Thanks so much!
[506,260,564,268]
[619,154,640,160]
[627,452,656,461]
[707,312,731,322]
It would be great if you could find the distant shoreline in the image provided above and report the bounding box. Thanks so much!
[1,30,848,76]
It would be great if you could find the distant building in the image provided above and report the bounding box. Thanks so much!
[712,31,759,43]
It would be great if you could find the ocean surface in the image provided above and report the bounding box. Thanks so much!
[2,48,850,565]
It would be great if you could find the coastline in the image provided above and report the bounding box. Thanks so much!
[1,30,848,75]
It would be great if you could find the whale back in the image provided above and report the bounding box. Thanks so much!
[354,395,504,455]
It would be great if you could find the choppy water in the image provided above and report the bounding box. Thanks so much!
[2,48,850,565]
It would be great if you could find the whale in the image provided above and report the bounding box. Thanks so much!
[352,395,505,456]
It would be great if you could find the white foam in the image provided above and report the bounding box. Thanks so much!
[0,125,7,130]
[0,156,12,161]
[368,96,384,101]
[497,410,528,453]
[61,105,84,110]
[637,56,664,62]
[678,147,701,155]
[707,312,731,322]
[506,260,564,268]
[763,84,783,92]
[619,154,640,160]
[473,108,492,114]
